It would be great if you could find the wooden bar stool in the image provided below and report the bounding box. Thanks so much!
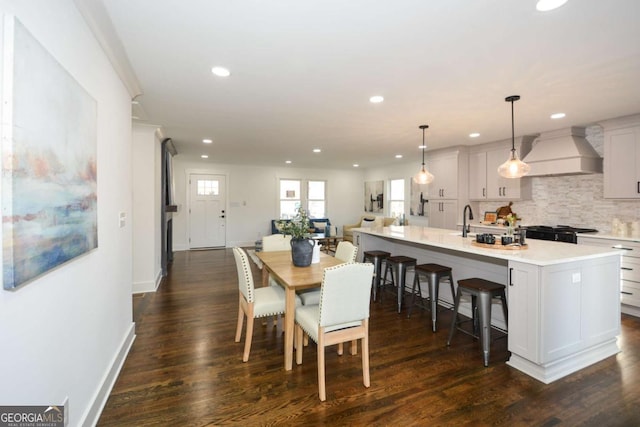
[382,255,417,313]
[447,278,508,366]
[408,263,455,332]
[363,250,391,302]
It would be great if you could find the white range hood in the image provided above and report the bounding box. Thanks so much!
[522,127,602,176]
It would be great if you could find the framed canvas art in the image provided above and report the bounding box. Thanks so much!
[364,180,384,213]
[1,16,98,289]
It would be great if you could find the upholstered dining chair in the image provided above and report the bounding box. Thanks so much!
[233,247,289,362]
[294,262,375,401]
[334,241,358,263]
[262,234,292,252]
[299,241,358,306]
[261,234,293,288]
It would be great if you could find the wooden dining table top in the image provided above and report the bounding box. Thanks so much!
[255,250,343,289]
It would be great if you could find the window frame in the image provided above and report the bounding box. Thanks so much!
[278,178,327,219]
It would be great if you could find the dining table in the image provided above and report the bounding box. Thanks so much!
[255,250,343,370]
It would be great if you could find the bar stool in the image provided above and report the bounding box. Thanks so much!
[363,250,391,302]
[382,255,417,313]
[447,278,508,367]
[408,263,455,332]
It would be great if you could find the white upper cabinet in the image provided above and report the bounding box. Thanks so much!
[426,148,468,200]
[468,137,534,201]
[601,115,640,199]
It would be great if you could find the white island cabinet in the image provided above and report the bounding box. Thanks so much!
[353,226,621,384]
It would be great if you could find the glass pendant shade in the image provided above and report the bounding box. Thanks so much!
[414,124,434,184]
[413,165,434,184]
[497,149,531,178]
[498,95,530,179]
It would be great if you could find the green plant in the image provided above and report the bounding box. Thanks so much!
[276,207,312,239]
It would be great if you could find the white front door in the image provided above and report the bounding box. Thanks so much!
[189,174,226,248]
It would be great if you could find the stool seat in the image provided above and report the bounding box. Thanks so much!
[447,277,508,367]
[382,256,417,313]
[409,263,454,332]
[363,251,391,302]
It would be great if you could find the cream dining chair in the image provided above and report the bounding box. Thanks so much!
[233,247,291,362]
[298,240,358,306]
[294,262,375,401]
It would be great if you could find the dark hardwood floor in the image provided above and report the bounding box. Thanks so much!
[99,249,640,426]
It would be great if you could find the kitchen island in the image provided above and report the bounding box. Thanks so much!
[353,225,622,384]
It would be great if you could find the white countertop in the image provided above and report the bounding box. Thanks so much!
[356,225,622,266]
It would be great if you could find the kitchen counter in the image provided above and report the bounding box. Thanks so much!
[353,225,621,384]
[360,225,621,266]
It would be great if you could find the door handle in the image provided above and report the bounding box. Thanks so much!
[509,267,514,286]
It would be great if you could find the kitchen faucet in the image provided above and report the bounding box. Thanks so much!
[462,204,474,237]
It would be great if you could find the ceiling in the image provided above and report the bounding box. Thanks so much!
[100,0,640,169]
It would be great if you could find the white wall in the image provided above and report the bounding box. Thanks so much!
[0,2,134,426]
[132,124,162,293]
[171,158,366,248]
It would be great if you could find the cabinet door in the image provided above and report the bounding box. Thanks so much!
[427,152,458,199]
[604,127,640,199]
[486,148,522,199]
[469,151,487,200]
[507,261,540,363]
[427,200,458,230]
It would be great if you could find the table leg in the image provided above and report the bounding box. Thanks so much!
[284,287,296,370]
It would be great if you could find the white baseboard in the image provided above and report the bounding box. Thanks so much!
[132,270,162,294]
[621,303,640,318]
[80,323,136,427]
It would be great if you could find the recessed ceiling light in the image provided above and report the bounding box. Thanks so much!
[469,132,481,138]
[369,95,384,103]
[395,154,403,159]
[202,138,213,144]
[550,112,566,119]
[313,148,321,153]
[353,164,359,168]
[211,66,231,77]
[285,160,292,164]
[536,0,568,12]
[201,154,209,159]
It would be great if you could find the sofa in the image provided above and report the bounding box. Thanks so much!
[342,215,395,243]
[271,218,331,235]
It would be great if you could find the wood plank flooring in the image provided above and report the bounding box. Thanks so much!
[99,249,640,426]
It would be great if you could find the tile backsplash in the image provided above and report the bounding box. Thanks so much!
[479,125,640,234]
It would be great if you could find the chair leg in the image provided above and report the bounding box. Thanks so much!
[407,273,420,318]
[362,319,370,388]
[243,315,254,362]
[350,339,358,355]
[295,325,303,365]
[338,342,343,355]
[447,288,463,346]
[235,302,244,343]
[477,291,492,367]
[318,328,326,401]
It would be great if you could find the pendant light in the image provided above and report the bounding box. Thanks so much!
[413,125,434,184]
[497,95,531,179]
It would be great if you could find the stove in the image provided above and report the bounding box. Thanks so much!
[525,225,598,244]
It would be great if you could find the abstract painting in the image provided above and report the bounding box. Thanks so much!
[364,180,384,213]
[2,17,97,290]
[410,179,429,217]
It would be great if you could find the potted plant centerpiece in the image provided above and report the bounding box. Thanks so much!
[276,207,316,267]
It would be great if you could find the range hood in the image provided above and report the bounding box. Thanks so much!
[522,127,602,176]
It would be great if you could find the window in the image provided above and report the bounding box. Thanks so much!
[279,179,326,218]
[389,179,405,218]
[197,179,219,196]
